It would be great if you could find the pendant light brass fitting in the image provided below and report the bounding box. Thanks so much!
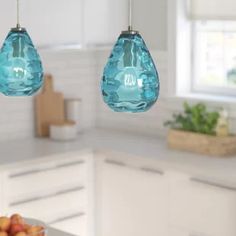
[121,29,139,35]
[11,26,26,32]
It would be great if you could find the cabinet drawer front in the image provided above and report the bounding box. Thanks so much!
[169,227,188,236]
[169,227,210,236]
[50,213,86,236]
[170,175,236,236]
[97,159,169,236]
[8,188,87,222]
[6,160,86,197]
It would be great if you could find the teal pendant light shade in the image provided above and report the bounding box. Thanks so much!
[101,0,159,113]
[0,0,43,96]
[101,32,159,112]
[0,28,43,96]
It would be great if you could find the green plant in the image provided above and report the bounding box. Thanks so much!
[164,102,220,135]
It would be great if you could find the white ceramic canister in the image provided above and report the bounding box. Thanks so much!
[65,98,82,133]
[50,121,77,141]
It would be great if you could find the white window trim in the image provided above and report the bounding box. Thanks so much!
[167,0,236,119]
[167,0,236,122]
[167,0,192,97]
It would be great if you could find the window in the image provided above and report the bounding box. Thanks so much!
[168,0,236,99]
[192,21,236,96]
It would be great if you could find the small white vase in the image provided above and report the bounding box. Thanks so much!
[65,98,82,133]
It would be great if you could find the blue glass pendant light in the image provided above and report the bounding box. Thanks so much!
[0,0,43,96]
[101,0,160,113]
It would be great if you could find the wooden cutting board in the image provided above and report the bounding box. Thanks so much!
[35,74,65,137]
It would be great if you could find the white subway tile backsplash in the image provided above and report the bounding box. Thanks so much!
[0,49,97,141]
[0,47,235,142]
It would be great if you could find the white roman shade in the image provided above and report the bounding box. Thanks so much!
[188,0,236,20]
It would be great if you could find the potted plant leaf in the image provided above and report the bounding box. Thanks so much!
[164,102,236,157]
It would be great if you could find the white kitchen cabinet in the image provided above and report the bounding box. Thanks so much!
[84,0,128,46]
[2,152,94,236]
[170,172,236,236]
[0,0,84,47]
[84,0,166,48]
[0,172,4,213]
[133,0,167,50]
[7,187,87,223]
[25,0,84,46]
[0,0,128,48]
[0,1,15,45]
[169,227,189,236]
[2,148,236,236]
[169,226,210,236]
[50,213,87,236]
[0,0,166,49]
[4,158,87,199]
[95,158,169,236]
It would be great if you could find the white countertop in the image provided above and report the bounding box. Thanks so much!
[1,129,236,186]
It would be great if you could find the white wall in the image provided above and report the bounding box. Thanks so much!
[0,49,97,141]
[40,49,97,130]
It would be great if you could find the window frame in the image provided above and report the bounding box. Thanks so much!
[167,0,236,123]
[167,0,236,100]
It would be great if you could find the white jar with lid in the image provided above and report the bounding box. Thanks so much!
[65,98,82,133]
[50,121,77,141]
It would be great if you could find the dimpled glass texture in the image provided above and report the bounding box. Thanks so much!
[0,29,43,96]
[101,32,159,113]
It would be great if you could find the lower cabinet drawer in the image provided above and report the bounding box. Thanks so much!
[6,156,89,198]
[170,173,236,236]
[169,227,188,236]
[169,227,211,236]
[50,213,87,236]
[7,187,87,222]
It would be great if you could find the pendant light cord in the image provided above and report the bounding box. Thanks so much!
[16,0,20,28]
[128,0,133,31]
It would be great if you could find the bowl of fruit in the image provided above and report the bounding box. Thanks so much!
[0,214,46,236]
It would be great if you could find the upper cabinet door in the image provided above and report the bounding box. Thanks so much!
[133,0,167,50]
[0,0,129,48]
[0,0,84,47]
[170,173,236,236]
[25,0,128,47]
[96,159,169,236]
[0,1,16,45]
[24,0,84,47]
[84,0,128,46]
